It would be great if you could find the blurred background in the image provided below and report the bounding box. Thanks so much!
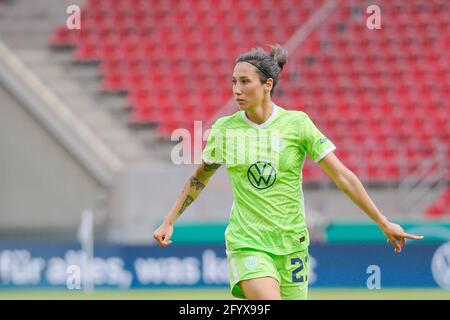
[0,0,449,299]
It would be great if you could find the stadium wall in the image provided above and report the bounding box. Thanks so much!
[0,84,106,239]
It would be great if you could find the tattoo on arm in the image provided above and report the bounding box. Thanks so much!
[190,176,205,191]
[204,162,221,172]
[178,195,194,217]
[176,176,206,218]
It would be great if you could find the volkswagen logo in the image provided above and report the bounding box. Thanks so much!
[247,161,277,190]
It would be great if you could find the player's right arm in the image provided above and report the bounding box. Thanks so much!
[152,161,221,248]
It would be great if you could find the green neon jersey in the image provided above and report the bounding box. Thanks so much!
[202,104,336,255]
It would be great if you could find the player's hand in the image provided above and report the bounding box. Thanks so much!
[153,222,174,248]
[381,221,424,253]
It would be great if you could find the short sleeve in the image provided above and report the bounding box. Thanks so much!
[202,122,225,164]
[300,113,336,163]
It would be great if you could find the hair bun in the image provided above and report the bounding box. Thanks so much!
[269,44,288,70]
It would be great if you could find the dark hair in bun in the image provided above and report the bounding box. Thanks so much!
[236,44,288,97]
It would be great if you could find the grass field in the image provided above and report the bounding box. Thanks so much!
[0,288,448,300]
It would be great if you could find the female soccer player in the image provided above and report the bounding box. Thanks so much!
[153,44,424,300]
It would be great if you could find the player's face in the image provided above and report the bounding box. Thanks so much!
[232,62,269,110]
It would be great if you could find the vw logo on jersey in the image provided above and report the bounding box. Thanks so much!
[247,161,277,190]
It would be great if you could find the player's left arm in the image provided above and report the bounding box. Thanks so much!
[318,151,424,253]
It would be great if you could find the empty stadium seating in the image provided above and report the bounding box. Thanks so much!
[425,187,450,218]
[49,0,323,129]
[49,0,449,212]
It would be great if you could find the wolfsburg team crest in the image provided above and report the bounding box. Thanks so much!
[244,256,259,270]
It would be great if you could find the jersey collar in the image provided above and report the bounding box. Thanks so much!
[240,104,280,129]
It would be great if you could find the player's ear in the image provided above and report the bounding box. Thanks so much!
[265,78,273,92]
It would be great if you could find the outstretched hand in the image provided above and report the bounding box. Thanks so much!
[381,221,424,253]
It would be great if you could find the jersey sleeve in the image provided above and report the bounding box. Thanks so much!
[300,113,336,163]
[202,120,225,164]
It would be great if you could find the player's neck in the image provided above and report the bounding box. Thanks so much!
[245,100,274,125]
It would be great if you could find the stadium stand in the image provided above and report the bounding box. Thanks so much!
[48,0,449,217]
[49,0,448,181]
[49,0,324,134]
[279,0,449,183]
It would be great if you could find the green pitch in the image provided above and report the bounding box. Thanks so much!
[0,288,448,300]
